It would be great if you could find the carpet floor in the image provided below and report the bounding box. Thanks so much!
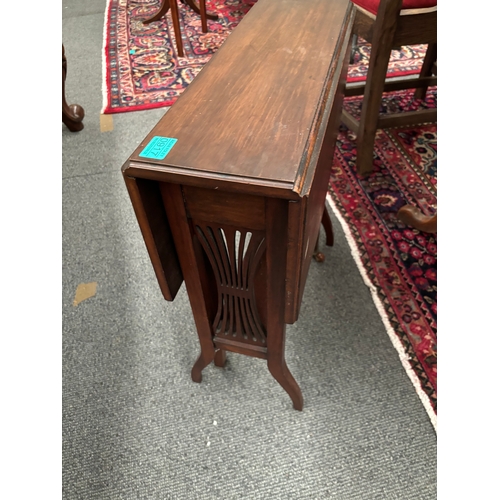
[63,0,436,498]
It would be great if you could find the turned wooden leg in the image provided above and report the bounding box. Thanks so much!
[143,0,171,24]
[169,0,185,57]
[266,198,303,410]
[414,42,437,101]
[397,205,437,233]
[62,45,84,132]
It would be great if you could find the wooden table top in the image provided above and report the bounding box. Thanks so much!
[127,0,351,197]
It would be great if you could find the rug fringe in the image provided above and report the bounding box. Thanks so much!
[101,0,112,115]
[326,193,437,432]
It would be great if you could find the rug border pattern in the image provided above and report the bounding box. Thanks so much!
[326,193,437,430]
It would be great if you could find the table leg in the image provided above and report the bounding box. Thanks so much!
[313,205,335,263]
[160,183,217,381]
[265,198,304,411]
[214,349,227,367]
[159,185,303,410]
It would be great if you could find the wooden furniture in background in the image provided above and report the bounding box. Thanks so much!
[123,0,355,410]
[62,45,84,132]
[143,0,217,57]
[341,0,437,175]
[397,205,437,233]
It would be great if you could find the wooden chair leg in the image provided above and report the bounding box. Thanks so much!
[355,0,402,176]
[356,41,394,175]
[414,42,437,101]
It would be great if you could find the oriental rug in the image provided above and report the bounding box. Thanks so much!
[101,0,427,113]
[327,88,437,428]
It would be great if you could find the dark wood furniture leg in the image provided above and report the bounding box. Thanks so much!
[199,0,208,33]
[414,42,437,101]
[397,205,437,233]
[355,4,399,175]
[62,45,84,132]
[313,206,335,263]
[181,0,218,24]
[143,0,217,31]
[158,182,303,409]
[169,0,185,57]
[214,349,227,367]
[265,198,304,411]
[161,183,216,382]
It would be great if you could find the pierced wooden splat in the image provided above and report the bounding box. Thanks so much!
[195,224,267,344]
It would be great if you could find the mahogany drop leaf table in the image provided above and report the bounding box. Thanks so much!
[122,0,355,410]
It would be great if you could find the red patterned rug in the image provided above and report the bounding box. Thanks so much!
[102,0,427,113]
[327,88,437,427]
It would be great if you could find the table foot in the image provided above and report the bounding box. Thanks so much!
[191,350,215,382]
[268,357,304,411]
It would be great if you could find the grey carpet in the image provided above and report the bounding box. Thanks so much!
[62,1,436,498]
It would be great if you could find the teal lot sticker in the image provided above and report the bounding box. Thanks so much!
[139,136,177,160]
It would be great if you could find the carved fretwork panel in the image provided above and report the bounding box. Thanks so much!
[194,223,267,345]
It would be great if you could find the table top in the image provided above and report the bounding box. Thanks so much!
[126,0,351,198]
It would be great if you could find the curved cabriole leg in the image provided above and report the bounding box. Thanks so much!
[62,45,84,132]
[181,0,218,23]
[267,357,304,411]
[266,198,304,410]
[143,0,171,24]
[397,205,437,233]
[191,350,216,382]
